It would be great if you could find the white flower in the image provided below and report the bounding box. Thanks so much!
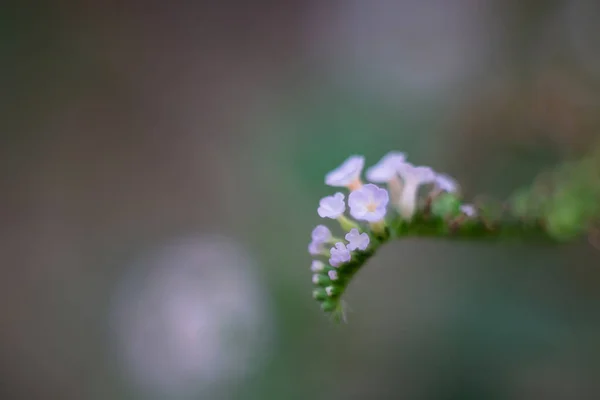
[366,152,406,205]
[325,286,335,296]
[348,183,389,222]
[325,155,365,189]
[311,260,325,272]
[308,241,324,256]
[397,163,436,186]
[329,242,351,267]
[311,225,332,243]
[460,204,476,217]
[312,274,321,285]
[434,173,459,193]
[396,162,436,219]
[309,225,334,256]
[328,270,339,281]
[344,228,370,251]
[317,193,346,219]
[365,151,406,183]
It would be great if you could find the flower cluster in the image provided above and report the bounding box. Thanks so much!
[308,147,600,321]
[309,152,477,319]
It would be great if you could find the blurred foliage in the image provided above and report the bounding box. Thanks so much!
[3,1,600,400]
[510,141,600,240]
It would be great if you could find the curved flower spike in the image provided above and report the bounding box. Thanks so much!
[309,150,593,322]
[325,155,365,190]
[348,184,389,222]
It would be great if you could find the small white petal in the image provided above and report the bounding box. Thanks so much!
[311,225,332,243]
[317,193,346,219]
[435,173,459,193]
[460,204,477,217]
[328,270,339,281]
[325,286,335,296]
[329,242,351,267]
[397,163,436,185]
[308,240,323,256]
[366,151,406,183]
[312,274,321,285]
[348,184,389,222]
[396,162,436,219]
[311,260,325,272]
[325,155,365,187]
[345,228,370,251]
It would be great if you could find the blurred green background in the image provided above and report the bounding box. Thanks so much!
[2,2,600,399]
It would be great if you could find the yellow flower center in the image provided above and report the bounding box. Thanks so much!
[348,179,363,191]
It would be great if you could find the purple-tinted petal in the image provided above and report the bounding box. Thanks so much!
[325,155,365,187]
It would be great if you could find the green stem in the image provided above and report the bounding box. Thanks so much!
[320,212,564,322]
[399,213,559,244]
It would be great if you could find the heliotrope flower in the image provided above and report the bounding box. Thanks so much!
[312,274,329,285]
[348,183,389,222]
[312,274,320,284]
[309,225,332,255]
[317,193,346,219]
[308,224,333,255]
[325,155,365,190]
[434,173,459,194]
[345,228,370,251]
[308,150,550,321]
[365,152,406,182]
[311,225,332,243]
[308,241,324,256]
[329,242,351,267]
[311,260,325,272]
[460,204,476,217]
[328,270,339,281]
[366,151,406,204]
[396,162,436,219]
